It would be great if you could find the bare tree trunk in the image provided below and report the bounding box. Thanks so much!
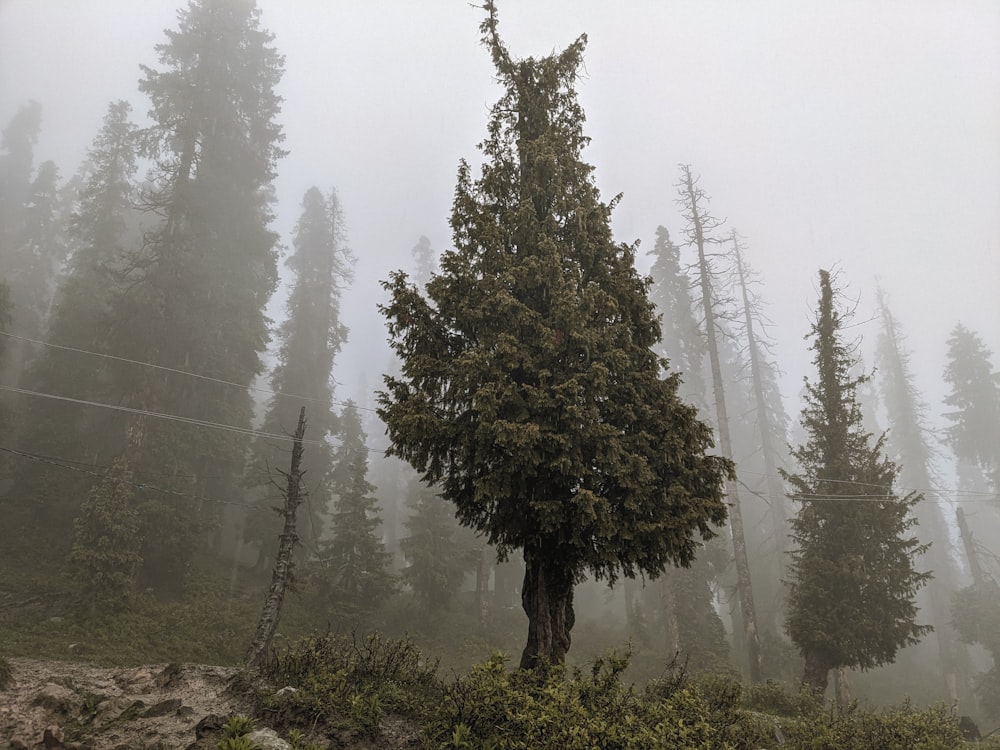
[733,236,789,622]
[957,507,984,588]
[475,545,489,631]
[681,167,763,682]
[245,407,306,669]
[519,546,575,670]
[802,651,830,695]
[661,573,680,657]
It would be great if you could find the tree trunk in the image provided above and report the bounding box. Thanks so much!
[245,407,306,668]
[661,572,680,657]
[733,236,789,634]
[682,168,763,682]
[519,547,575,669]
[802,651,830,695]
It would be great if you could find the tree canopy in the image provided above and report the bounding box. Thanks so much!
[378,1,731,668]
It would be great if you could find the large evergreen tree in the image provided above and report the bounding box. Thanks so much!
[97,0,286,594]
[784,269,930,693]
[314,401,395,614]
[942,323,1000,492]
[645,223,729,670]
[0,100,42,255]
[400,483,476,611]
[378,4,730,669]
[3,101,140,552]
[876,289,970,704]
[244,186,352,565]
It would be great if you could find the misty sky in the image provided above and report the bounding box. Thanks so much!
[1,0,998,439]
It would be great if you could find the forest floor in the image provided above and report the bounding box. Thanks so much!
[0,657,420,749]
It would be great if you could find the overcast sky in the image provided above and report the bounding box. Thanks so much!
[1,0,998,443]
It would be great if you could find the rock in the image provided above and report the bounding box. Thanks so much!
[41,725,64,748]
[155,663,182,688]
[114,666,158,693]
[194,713,226,739]
[246,728,292,750]
[141,697,182,717]
[31,683,79,715]
[274,686,298,697]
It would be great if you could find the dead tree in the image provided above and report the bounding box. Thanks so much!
[732,232,790,629]
[677,165,763,682]
[245,406,307,668]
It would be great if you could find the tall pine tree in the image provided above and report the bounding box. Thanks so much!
[942,323,1000,493]
[646,223,729,670]
[784,269,930,692]
[244,186,352,568]
[3,101,141,555]
[314,401,395,615]
[102,0,286,594]
[378,4,730,668]
[876,288,970,704]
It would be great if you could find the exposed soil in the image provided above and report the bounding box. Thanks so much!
[0,657,423,749]
[0,657,251,748]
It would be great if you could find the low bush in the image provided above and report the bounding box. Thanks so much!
[427,650,719,750]
[254,631,440,737]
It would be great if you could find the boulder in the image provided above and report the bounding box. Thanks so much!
[246,728,292,750]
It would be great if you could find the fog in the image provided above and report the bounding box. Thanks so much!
[2,0,997,414]
[2,0,1000,720]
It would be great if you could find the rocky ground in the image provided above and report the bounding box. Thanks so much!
[1,657,255,748]
[0,657,423,749]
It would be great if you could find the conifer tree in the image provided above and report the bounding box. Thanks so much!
[647,225,707,409]
[676,165,763,681]
[379,4,730,668]
[315,401,395,614]
[245,186,352,564]
[646,223,728,669]
[400,483,475,611]
[876,288,970,703]
[729,234,793,655]
[0,100,42,254]
[3,101,140,552]
[784,269,930,692]
[97,0,286,594]
[942,323,1000,491]
[69,459,141,615]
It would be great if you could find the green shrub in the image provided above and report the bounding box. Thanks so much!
[742,679,820,718]
[427,651,719,750]
[256,631,440,735]
[778,700,962,750]
[218,715,258,750]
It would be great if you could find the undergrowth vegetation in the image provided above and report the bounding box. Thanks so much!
[244,633,968,750]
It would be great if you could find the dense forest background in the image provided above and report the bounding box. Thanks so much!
[0,0,998,730]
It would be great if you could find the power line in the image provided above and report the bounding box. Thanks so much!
[0,445,281,513]
[0,330,380,413]
[0,384,390,455]
[736,467,997,501]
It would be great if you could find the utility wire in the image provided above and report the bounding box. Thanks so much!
[0,330,380,413]
[737,467,996,500]
[0,445,281,513]
[0,384,390,455]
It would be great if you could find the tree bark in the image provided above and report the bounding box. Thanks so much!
[661,572,680,657]
[519,547,575,669]
[245,407,306,668]
[802,651,830,695]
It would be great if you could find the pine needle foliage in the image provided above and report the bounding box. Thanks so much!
[783,269,930,692]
